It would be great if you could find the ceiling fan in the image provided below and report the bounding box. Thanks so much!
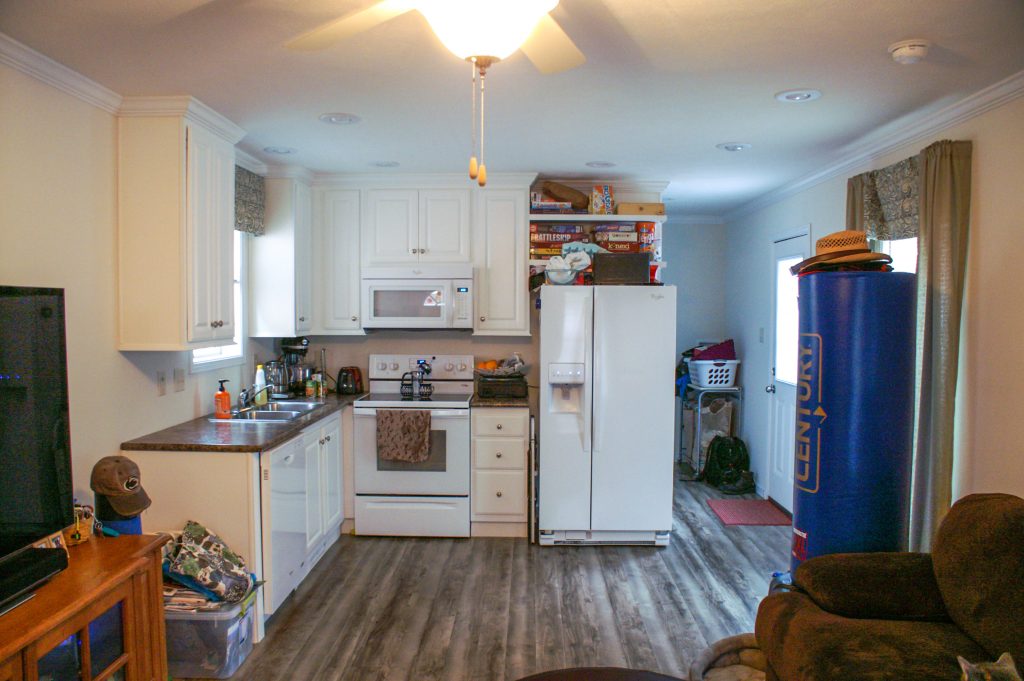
[285,0,586,74]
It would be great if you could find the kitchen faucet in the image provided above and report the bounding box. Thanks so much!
[238,384,272,410]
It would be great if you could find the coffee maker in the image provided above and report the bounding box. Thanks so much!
[280,337,312,395]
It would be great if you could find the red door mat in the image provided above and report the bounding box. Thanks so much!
[708,498,791,526]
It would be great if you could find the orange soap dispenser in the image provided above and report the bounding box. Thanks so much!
[214,379,232,419]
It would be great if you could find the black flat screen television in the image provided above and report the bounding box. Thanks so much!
[0,287,75,561]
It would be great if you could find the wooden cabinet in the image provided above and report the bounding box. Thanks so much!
[0,535,168,681]
[117,97,244,350]
[362,189,471,265]
[313,188,363,334]
[117,98,241,350]
[473,188,530,336]
[250,175,313,336]
[471,408,529,529]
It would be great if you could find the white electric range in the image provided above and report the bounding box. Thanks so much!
[353,354,474,537]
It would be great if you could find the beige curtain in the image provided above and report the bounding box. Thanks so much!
[846,175,867,232]
[909,140,972,550]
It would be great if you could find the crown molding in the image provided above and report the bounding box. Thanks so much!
[265,165,316,184]
[118,95,246,144]
[0,31,122,114]
[724,68,1024,222]
[234,149,268,175]
[313,171,537,189]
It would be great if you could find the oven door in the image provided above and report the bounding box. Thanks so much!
[361,279,453,329]
[354,407,470,495]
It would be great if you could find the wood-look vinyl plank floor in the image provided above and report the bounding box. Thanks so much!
[226,474,790,681]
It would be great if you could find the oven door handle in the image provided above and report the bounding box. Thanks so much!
[354,408,468,418]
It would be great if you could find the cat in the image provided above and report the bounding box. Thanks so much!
[958,653,1021,681]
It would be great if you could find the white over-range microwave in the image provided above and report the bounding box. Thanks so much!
[360,265,474,329]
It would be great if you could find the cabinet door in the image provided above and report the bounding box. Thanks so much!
[321,418,343,532]
[0,656,22,681]
[364,189,418,264]
[419,189,471,263]
[315,189,363,333]
[473,189,529,335]
[294,181,313,333]
[186,125,236,343]
[303,429,324,553]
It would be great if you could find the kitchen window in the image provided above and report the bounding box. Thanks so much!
[191,231,246,371]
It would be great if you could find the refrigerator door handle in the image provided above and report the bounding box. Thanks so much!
[582,295,593,456]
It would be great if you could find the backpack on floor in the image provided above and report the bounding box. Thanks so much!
[702,436,753,494]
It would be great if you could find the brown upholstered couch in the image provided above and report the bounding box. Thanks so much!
[755,493,1024,681]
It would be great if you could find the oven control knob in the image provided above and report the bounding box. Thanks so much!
[458,363,468,371]
[445,362,455,371]
[391,362,400,371]
[377,362,387,371]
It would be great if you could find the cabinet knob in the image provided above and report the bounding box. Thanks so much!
[496,424,503,430]
[480,316,486,322]
[299,316,305,322]
[496,491,503,498]
[496,452,502,458]
[410,249,416,254]
[325,435,331,442]
[351,316,358,322]
[419,248,426,254]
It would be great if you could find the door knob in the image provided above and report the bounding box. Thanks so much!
[765,384,776,393]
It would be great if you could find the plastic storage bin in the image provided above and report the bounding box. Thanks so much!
[165,600,254,679]
[689,359,740,388]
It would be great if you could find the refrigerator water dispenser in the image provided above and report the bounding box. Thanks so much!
[547,363,585,413]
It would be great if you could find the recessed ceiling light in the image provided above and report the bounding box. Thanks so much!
[716,142,752,152]
[371,161,400,168]
[319,112,361,125]
[775,89,822,103]
[263,146,297,155]
[888,39,931,64]
[586,161,616,168]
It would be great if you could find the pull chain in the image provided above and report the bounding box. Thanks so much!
[469,58,478,180]
[477,63,487,187]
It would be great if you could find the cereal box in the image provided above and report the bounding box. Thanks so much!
[590,185,615,214]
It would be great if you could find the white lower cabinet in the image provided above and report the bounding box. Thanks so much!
[260,413,344,615]
[471,408,529,532]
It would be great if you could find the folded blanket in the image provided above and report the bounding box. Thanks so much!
[376,409,431,463]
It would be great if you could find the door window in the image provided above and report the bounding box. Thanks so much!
[774,256,803,385]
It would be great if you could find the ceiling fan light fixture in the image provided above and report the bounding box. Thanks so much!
[416,0,558,60]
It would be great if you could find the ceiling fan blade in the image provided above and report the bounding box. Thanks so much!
[286,0,413,51]
[520,15,586,74]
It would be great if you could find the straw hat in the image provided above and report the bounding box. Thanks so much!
[790,230,892,275]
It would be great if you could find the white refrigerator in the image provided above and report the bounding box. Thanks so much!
[538,285,677,545]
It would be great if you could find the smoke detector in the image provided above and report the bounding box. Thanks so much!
[889,39,931,64]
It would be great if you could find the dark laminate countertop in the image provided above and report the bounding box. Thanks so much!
[470,395,530,409]
[120,394,364,453]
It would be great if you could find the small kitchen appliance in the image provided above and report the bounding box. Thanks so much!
[360,265,473,329]
[353,354,474,537]
[280,337,312,394]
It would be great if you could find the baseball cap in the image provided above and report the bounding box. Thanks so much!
[90,455,152,517]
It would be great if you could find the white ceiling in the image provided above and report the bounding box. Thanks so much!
[2,0,1023,215]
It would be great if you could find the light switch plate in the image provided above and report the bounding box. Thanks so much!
[173,368,185,392]
[156,370,167,396]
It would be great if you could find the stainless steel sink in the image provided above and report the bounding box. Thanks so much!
[209,410,303,423]
[257,401,323,412]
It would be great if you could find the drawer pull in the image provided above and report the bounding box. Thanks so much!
[496,424,503,430]
[495,452,502,458]
[496,491,503,498]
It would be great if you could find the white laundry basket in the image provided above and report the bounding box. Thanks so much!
[689,359,740,388]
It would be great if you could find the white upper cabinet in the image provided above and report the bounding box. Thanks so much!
[363,188,471,265]
[250,174,314,337]
[473,188,530,336]
[117,97,244,350]
[313,188,363,334]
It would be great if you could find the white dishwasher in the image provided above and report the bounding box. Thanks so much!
[260,435,308,615]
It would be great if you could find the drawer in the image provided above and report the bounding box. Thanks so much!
[473,470,526,516]
[473,436,526,470]
[472,409,528,437]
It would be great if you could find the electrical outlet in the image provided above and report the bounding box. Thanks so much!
[156,370,167,396]
[173,367,185,392]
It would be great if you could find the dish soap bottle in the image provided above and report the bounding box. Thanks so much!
[254,364,268,406]
[214,379,232,419]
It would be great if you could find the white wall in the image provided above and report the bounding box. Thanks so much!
[724,94,1024,501]
[661,219,729,355]
[0,63,244,503]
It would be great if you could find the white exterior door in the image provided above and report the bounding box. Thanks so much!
[767,230,810,512]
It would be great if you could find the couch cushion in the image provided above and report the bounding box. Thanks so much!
[932,493,1024,661]
[756,591,988,681]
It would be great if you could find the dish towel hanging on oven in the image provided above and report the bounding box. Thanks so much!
[376,409,431,463]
